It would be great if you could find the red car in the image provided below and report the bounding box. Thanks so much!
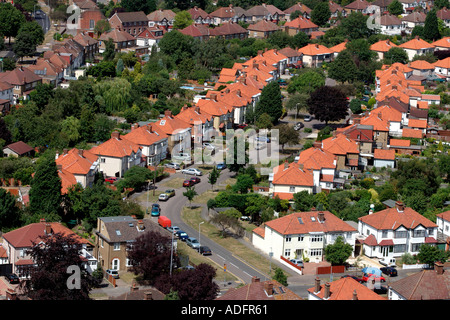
[105,177,118,184]
[362,273,386,283]
[183,180,194,187]
[190,177,201,184]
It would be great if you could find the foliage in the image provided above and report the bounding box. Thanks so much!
[417,244,449,266]
[293,190,316,211]
[384,47,409,64]
[208,166,220,190]
[21,233,96,300]
[0,188,21,232]
[173,10,193,29]
[183,186,198,207]
[307,86,348,124]
[255,81,283,123]
[311,1,331,27]
[13,32,36,60]
[324,236,354,265]
[274,123,300,151]
[210,212,243,237]
[94,19,111,36]
[116,166,153,191]
[328,50,358,83]
[127,230,178,284]
[424,9,441,41]
[0,3,26,42]
[388,0,403,15]
[287,69,325,95]
[120,0,156,14]
[272,267,288,286]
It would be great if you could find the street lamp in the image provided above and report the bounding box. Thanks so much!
[198,221,204,248]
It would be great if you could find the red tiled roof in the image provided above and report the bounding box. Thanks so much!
[56,148,98,175]
[263,210,356,236]
[272,162,314,187]
[4,141,33,155]
[408,119,428,129]
[322,133,359,155]
[297,147,336,170]
[399,37,434,50]
[402,128,424,138]
[217,279,302,300]
[308,277,386,300]
[374,149,395,160]
[389,139,411,147]
[437,210,450,222]
[358,204,437,230]
[89,132,141,158]
[370,39,397,52]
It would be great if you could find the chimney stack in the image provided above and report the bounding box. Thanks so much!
[131,123,139,131]
[284,160,289,169]
[63,149,69,155]
[45,223,52,235]
[395,201,404,213]
[146,124,153,133]
[264,282,274,296]
[352,290,358,300]
[252,276,260,283]
[164,110,172,118]
[435,262,444,275]
[314,277,320,293]
[324,282,331,299]
[144,291,153,300]
[195,106,200,114]
[137,220,145,231]
[318,211,325,223]
[78,149,84,157]
[111,131,120,140]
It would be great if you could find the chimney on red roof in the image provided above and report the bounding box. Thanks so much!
[146,124,153,133]
[395,201,404,212]
[78,149,84,157]
[314,277,320,293]
[195,106,200,114]
[435,262,444,275]
[45,223,52,235]
[144,291,153,300]
[236,89,241,97]
[313,141,322,149]
[131,123,139,131]
[253,62,259,69]
[352,290,358,300]
[284,159,289,169]
[210,93,218,101]
[40,218,46,224]
[318,211,325,223]
[324,282,331,299]
[111,131,120,140]
[57,164,62,171]
[264,282,274,296]
[63,148,69,155]
[353,117,361,124]
[164,110,172,118]
[252,276,260,283]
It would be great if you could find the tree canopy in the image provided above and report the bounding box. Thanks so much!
[307,86,349,125]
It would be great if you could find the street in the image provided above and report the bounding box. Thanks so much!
[34,9,50,34]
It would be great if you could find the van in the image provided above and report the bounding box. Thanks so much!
[158,215,171,228]
[379,257,396,267]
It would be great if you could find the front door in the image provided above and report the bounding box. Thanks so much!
[112,258,119,270]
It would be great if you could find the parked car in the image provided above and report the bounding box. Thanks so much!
[151,203,160,217]
[165,162,180,170]
[5,273,19,284]
[106,269,119,279]
[304,114,312,122]
[186,237,200,250]
[289,259,304,268]
[236,124,248,129]
[158,193,169,201]
[104,177,117,184]
[190,177,201,184]
[380,267,398,277]
[255,142,266,150]
[340,275,364,283]
[164,189,175,197]
[199,246,212,255]
[183,179,194,187]
[362,273,386,283]
[176,230,189,241]
[294,122,304,130]
[216,162,227,170]
[167,226,181,234]
[181,265,195,270]
[181,168,202,176]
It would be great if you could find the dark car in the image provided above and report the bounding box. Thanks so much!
[199,246,212,255]
[380,266,398,277]
[183,179,194,187]
[340,275,364,283]
[5,273,19,284]
[190,177,201,184]
[176,230,189,241]
[151,203,160,217]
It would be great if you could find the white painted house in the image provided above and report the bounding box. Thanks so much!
[436,211,450,239]
[358,201,438,261]
[252,211,357,263]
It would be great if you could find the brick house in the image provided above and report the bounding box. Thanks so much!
[108,11,149,36]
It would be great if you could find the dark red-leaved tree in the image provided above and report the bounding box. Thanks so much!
[127,230,179,284]
[307,86,349,125]
[155,263,219,300]
[21,232,96,300]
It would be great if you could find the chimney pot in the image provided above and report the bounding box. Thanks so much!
[324,282,331,299]
[318,211,325,223]
[146,124,153,133]
[111,131,120,140]
[284,160,289,169]
[45,223,52,235]
[314,277,320,293]
[252,276,260,283]
[435,262,444,275]
[164,110,172,118]
[352,290,358,300]
[264,282,274,296]
[395,201,404,212]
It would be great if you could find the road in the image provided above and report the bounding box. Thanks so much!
[34,9,50,34]
[136,165,270,286]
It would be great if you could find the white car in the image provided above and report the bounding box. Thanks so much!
[202,143,215,150]
[181,168,202,176]
[158,193,169,201]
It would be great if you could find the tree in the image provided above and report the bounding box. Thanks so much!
[116,166,152,191]
[311,1,331,27]
[0,3,26,43]
[293,190,316,211]
[307,86,348,125]
[158,30,194,65]
[29,152,62,221]
[94,19,111,37]
[349,98,363,114]
[183,186,198,207]
[210,212,243,238]
[324,236,354,265]
[291,31,310,49]
[120,0,156,14]
[383,47,409,64]
[0,188,21,232]
[267,30,293,49]
[232,174,254,194]
[21,232,96,300]
[103,38,116,61]
[274,123,300,152]
[435,0,450,9]
[273,267,288,286]
[254,81,283,123]
[327,50,358,83]
[208,166,220,190]
[337,12,375,40]
[61,116,81,146]
[173,10,193,30]
[388,0,403,15]
[13,32,36,60]
[127,230,178,284]
[417,244,449,266]
[29,83,54,112]
[226,135,249,174]
[287,69,325,94]
[424,9,441,41]
[285,92,309,119]
[17,21,44,47]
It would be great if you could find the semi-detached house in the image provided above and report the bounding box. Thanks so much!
[252,210,357,264]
